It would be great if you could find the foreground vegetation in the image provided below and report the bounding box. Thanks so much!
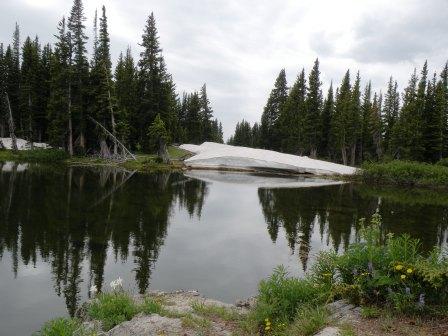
[37,214,448,335]
[359,160,448,188]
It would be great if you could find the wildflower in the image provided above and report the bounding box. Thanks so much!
[322,273,332,277]
[265,325,271,331]
[400,274,406,280]
[89,285,98,296]
[110,277,123,290]
[395,265,403,271]
[406,268,413,274]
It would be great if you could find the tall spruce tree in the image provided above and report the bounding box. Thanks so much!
[382,77,400,154]
[68,0,89,152]
[320,82,334,158]
[260,69,288,150]
[199,84,213,141]
[304,59,322,157]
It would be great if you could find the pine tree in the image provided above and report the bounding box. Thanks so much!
[320,82,334,158]
[251,122,261,148]
[424,73,443,162]
[0,43,6,138]
[332,70,352,165]
[68,0,89,152]
[440,63,448,157]
[359,82,373,161]
[184,92,202,143]
[137,13,176,150]
[6,24,21,135]
[382,77,400,154]
[47,17,72,150]
[90,5,116,156]
[20,36,41,147]
[115,48,137,147]
[391,69,418,160]
[36,43,52,142]
[260,69,288,150]
[279,69,306,154]
[304,59,322,157]
[348,72,361,165]
[199,84,213,141]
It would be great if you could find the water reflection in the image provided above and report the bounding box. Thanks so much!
[0,164,447,335]
[0,163,207,318]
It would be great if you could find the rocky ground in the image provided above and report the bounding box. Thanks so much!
[77,290,447,336]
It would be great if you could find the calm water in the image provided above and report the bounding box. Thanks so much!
[0,163,447,335]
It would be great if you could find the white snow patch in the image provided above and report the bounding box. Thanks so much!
[0,138,51,150]
[180,142,358,176]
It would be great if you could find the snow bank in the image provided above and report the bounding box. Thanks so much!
[180,142,357,176]
[0,138,51,150]
[184,170,345,188]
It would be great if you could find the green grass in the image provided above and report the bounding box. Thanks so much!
[86,292,164,331]
[167,145,191,160]
[0,149,68,163]
[35,317,96,336]
[286,305,329,336]
[360,306,381,318]
[181,314,212,334]
[359,160,448,187]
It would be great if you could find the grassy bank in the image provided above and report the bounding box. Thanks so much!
[0,146,191,172]
[37,214,448,336]
[358,160,448,188]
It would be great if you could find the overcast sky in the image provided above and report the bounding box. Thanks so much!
[1,0,447,139]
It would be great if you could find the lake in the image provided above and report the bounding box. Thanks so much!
[0,163,447,335]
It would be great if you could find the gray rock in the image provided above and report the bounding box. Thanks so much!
[313,326,341,336]
[106,313,186,336]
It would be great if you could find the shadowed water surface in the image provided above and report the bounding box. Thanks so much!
[0,163,447,335]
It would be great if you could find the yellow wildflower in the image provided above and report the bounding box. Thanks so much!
[407,268,413,274]
[401,274,406,280]
[395,265,403,271]
[266,321,271,326]
[265,326,271,331]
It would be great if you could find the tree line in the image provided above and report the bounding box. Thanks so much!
[0,0,223,156]
[229,59,448,165]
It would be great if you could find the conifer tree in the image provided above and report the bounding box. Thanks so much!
[47,17,72,150]
[349,72,361,165]
[332,70,352,165]
[115,48,137,146]
[304,59,322,157]
[424,73,443,162]
[382,77,400,154]
[68,0,89,151]
[0,43,6,138]
[320,82,334,158]
[279,69,306,154]
[20,36,41,147]
[260,69,288,150]
[359,82,373,161]
[199,84,214,141]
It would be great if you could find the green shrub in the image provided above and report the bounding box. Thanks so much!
[436,158,448,167]
[252,265,329,325]
[360,160,448,187]
[87,292,137,331]
[310,213,448,311]
[18,149,69,162]
[139,297,164,315]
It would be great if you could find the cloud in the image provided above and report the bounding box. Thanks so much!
[0,0,447,139]
[347,0,448,64]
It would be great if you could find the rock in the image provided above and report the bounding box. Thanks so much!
[326,300,361,322]
[107,313,186,336]
[313,326,341,336]
[235,297,256,309]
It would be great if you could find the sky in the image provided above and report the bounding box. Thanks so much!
[1,0,448,139]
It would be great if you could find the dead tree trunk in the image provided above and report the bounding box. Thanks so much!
[5,93,18,152]
[108,89,117,155]
[99,136,111,158]
[88,116,136,160]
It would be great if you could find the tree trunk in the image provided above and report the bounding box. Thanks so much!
[68,82,73,156]
[99,137,111,158]
[28,93,34,150]
[5,93,18,152]
[350,144,356,166]
[158,137,171,164]
[341,146,348,166]
[310,147,317,159]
